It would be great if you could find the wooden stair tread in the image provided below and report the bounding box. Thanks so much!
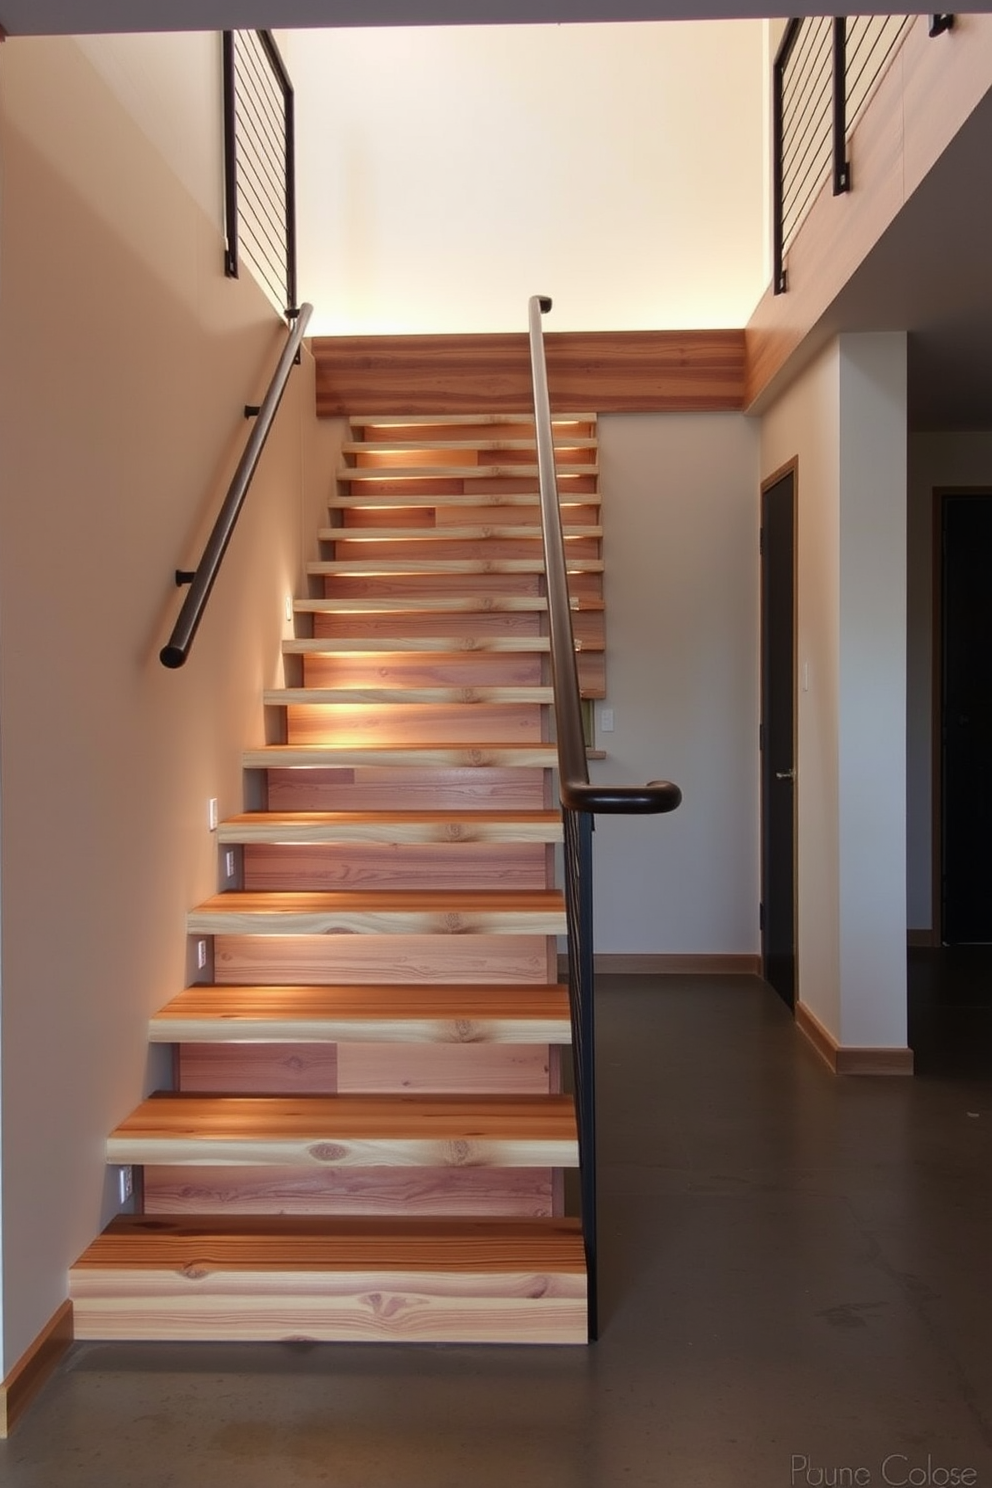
[327,491,601,508]
[218,810,563,844]
[264,686,554,706]
[307,558,604,575]
[294,596,603,613]
[149,983,571,1044]
[188,888,566,937]
[342,439,597,454]
[244,743,559,769]
[349,412,596,427]
[283,637,555,654]
[107,1093,578,1168]
[73,1214,585,1272]
[318,524,602,541]
[336,464,598,482]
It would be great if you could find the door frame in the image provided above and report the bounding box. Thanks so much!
[760,458,799,1006]
[930,486,992,945]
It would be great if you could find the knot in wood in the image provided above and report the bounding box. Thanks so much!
[308,1141,348,1163]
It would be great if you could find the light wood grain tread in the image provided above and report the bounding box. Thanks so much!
[218,810,563,845]
[244,743,559,770]
[307,558,604,575]
[327,491,601,509]
[318,524,602,541]
[294,596,603,614]
[149,983,572,1045]
[337,464,598,482]
[350,412,596,427]
[107,1092,578,1167]
[342,439,597,455]
[188,888,566,937]
[264,686,554,706]
[73,1214,586,1273]
[283,637,556,655]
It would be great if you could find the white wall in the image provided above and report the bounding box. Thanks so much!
[906,432,992,932]
[0,37,335,1375]
[760,335,908,1049]
[592,413,761,954]
[287,20,767,335]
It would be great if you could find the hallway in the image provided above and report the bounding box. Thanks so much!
[3,974,990,1487]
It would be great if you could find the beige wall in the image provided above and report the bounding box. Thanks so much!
[593,413,761,955]
[286,20,767,335]
[0,37,339,1373]
[760,334,908,1049]
[906,432,992,932]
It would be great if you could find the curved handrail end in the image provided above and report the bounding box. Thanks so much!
[159,644,187,669]
[538,295,553,314]
[562,780,682,815]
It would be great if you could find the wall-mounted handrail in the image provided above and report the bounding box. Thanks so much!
[527,296,682,817]
[160,302,313,669]
[527,295,681,1341]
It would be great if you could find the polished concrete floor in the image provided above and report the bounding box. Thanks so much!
[3,972,992,1488]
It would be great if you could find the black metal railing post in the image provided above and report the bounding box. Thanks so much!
[772,19,801,296]
[563,808,598,1339]
[833,17,852,194]
[222,31,239,279]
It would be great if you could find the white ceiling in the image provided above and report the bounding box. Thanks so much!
[1,0,985,34]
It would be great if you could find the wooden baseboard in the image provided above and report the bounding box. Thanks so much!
[795,1001,914,1077]
[907,929,936,947]
[558,953,761,976]
[0,1300,73,1437]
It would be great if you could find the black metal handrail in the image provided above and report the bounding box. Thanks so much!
[160,303,313,669]
[527,296,681,1340]
[223,29,298,319]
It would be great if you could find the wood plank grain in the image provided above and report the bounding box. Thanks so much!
[314,330,746,415]
[213,934,557,986]
[299,651,546,685]
[220,809,562,844]
[150,983,571,1045]
[241,841,550,893]
[106,1093,579,1168]
[178,1043,339,1094]
[187,888,567,937]
[243,743,559,770]
[335,1043,551,1095]
[264,766,547,812]
[143,1164,557,1217]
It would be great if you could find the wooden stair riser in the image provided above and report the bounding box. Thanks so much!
[214,933,558,986]
[300,653,545,687]
[321,572,545,599]
[142,1165,561,1218]
[264,766,549,812]
[334,502,602,527]
[334,474,598,499]
[324,536,601,562]
[245,745,559,770]
[240,842,554,893]
[284,702,545,746]
[176,1042,557,1095]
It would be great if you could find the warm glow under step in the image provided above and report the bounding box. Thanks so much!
[187,889,566,937]
[265,686,554,706]
[282,636,557,655]
[149,983,572,1044]
[70,1215,587,1344]
[244,743,559,770]
[107,1093,579,1167]
[217,810,563,846]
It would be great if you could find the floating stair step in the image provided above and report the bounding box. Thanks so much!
[350,412,596,427]
[70,1214,587,1344]
[244,743,559,770]
[318,524,602,542]
[106,1093,578,1167]
[187,889,566,937]
[265,686,554,707]
[337,464,598,483]
[328,490,601,509]
[217,811,563,847]
[149,983,572,1045]
[283,636,555,655]
[308,558,604,577]
[294,596,601,615]
[342,439,597,455]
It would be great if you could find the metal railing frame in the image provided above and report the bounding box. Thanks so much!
[527,295,682,1339]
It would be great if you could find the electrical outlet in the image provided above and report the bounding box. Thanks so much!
[600,707,615,733]
[225,850,236,880]
[117,1165,134,1207]
[196,938,207,971]
[208,797,218,831]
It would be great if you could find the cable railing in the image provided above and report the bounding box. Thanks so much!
[223,29,298,319]
[773,15,953,296]
[160,303,313,669]
[527,295,682,1339]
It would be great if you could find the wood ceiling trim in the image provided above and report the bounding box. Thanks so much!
[312,330,746,416]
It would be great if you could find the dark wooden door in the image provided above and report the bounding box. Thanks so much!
[940,492,992,943]
[761,469,797,1006]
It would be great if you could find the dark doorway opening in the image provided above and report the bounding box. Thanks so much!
[936,489,992,944]
[761,464,797,1008]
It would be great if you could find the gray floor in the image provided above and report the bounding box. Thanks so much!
[3,973,992,1488]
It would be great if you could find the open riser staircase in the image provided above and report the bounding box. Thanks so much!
[70,412,606,1345]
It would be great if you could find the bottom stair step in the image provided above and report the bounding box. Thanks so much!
[70,1215,588,1344]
